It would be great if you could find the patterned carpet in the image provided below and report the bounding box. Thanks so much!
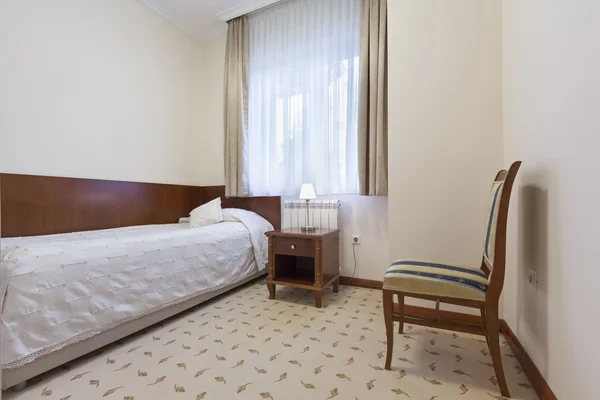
[4,281,538,400]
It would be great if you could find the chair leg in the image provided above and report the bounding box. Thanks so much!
[396,293,404,334]
[383,290,394,370]
[485,303,510,398]
[480,305,490,349]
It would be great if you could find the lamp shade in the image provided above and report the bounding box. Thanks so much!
[299,183,316,200]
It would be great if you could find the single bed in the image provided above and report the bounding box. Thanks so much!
[0,174,280,389]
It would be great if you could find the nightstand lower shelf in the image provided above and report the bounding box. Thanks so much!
[266,274,340,307]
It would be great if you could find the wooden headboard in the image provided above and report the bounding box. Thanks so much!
[0,174,281,238]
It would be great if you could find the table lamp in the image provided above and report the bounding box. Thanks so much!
[299,183,317,232]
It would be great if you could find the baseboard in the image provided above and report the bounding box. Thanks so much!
[499,320,558,400]
[339,276,382,289]
[340,276,557,400]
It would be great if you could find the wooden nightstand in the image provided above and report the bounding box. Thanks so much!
[265,228,340,308]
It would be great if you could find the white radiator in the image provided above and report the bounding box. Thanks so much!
[283,200,341,230]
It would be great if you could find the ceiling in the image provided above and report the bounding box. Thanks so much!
[138,0,281,43]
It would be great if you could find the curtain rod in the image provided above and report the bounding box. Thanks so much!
[219,0,289,22]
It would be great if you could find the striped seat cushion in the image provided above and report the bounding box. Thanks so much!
[383,260,488,301]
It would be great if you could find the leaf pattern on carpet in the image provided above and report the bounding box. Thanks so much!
[4,284,537,400]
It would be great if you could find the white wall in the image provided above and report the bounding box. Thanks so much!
[502,1,600,398]
[0,0,204,185]
[332,195,388,281]
[387,1,504,312]
[193,37,226,186]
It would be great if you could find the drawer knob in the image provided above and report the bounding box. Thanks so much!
[290,244,296,250]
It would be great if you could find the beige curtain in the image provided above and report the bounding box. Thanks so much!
[224,16,249,196]
[358,0,388,196]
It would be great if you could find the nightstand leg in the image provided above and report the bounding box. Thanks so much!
[314,290,322,308]
[267,283,276,299]
[333,277,339,293]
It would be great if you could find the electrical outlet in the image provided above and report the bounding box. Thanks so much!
[352,234,361,245]
[527,269,537,289]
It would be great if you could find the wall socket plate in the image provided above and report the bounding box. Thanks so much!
[352,234,361,245]
[527,269,538,288]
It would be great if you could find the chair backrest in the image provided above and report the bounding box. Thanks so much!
[482,161,521,300]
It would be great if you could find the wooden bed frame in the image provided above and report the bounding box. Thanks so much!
[0,173,281,237]
[0,173,280,389]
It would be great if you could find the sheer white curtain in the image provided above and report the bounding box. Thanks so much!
[247,0,361,196]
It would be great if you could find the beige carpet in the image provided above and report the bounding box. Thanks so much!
[4,282,538,400]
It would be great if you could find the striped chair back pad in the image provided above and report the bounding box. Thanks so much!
[483,180,504,272]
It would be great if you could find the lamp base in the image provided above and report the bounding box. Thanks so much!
[301,226,318,232]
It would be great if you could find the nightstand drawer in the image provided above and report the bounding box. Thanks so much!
[273,237,315,257]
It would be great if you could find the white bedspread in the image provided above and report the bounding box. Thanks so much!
[1,212,272,369]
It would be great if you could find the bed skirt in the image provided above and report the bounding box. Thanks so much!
[2,269,266,390]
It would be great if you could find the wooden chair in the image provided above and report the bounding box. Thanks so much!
[383,161,521,398]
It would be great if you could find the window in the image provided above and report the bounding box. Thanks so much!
[247,0,361,196]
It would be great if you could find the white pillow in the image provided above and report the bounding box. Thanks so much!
[189,197,223,228]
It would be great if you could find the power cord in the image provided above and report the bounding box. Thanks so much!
[347,243,358,285]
